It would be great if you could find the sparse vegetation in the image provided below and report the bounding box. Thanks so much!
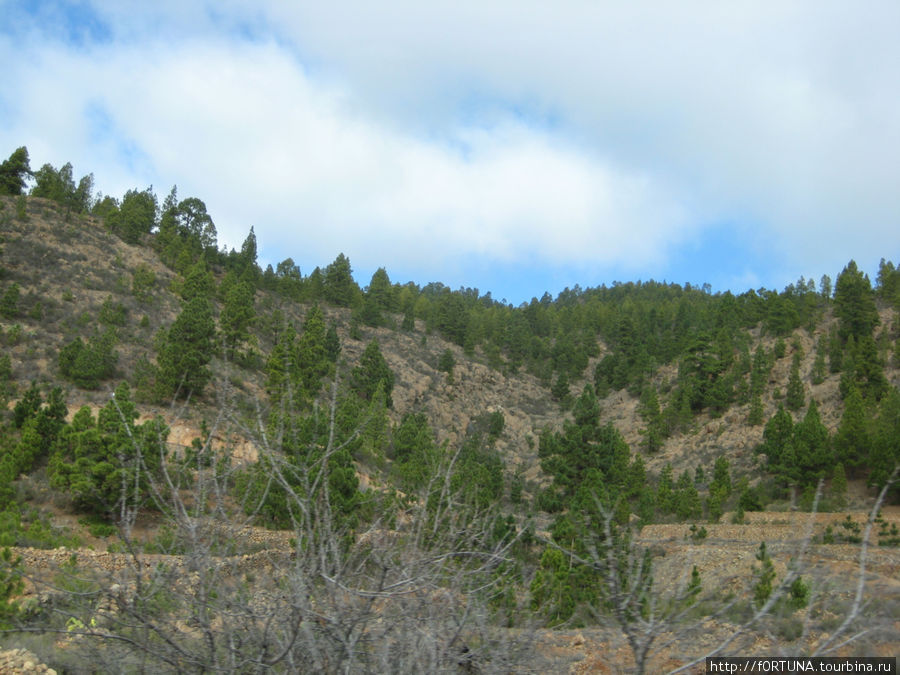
[0,153,898,671]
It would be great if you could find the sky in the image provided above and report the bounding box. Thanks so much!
[2,1,898,305]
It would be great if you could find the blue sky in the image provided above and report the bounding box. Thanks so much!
[2,1,898,305]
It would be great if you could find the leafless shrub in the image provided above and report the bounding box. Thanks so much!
[5,375,537,673]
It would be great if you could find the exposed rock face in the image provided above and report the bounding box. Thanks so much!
[0,648,56,674]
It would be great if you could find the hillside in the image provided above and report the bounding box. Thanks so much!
[2,195,898,498]
[1,185,900,673]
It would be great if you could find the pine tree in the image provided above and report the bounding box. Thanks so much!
[753,542,776,607]
[674,470,702,520]
[834,384,869,474]
[360,267,394,327]
[750,344,769,395]
[265,324,297,403]
[219,281,256,357]
[834,260,879,343]
[156,297,216,399]
[0,547,23,628]
[0,283,20,318]
[850,334,889,401]
[180,260,215,304]
[107,187,157,244]
[785,353,805,411]
[868,388,900,489]
[439,348,457,384]
[811,338,827,385]
[236,226,259,280]
[296,305,332,399]
[830,462,848,509]
[323,253,358,307]
[638,385,664,452]
[828,325,843,373]
[656,464,675,515]
[0,146,32,195]
[748,392,764,425]
[760,404,794,472]
[351,339,394,407]
[791,400,832,485]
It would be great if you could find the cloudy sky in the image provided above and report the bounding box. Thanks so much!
[2,1,898,304]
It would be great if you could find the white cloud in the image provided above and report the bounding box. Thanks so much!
[2,1,898,298]
[2,32,690,279]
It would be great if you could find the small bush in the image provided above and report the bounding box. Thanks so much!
[58,331,118,389]
[0,283,20,318]
[132,264,156,302]
[98,295,127,326]
[78,517,117,538]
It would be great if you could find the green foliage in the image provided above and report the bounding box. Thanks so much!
[0,353,12,403]
[830,463,848,510]
[638,385,664,452]
[131,263,156,302]
[265,307,340,409]
[827,326,843,373]
[749,344,770,396]
[811,338,827,385]
[15,195,27,221]
[487,410,505,441]
[0,282,20,318]
[539,386,630,504]
[709,455,732,514]
[323,253,358,307]
[839,334,888,402]
[834,260,879,343]
[787,576,810,611]
[438,348,456,381]
[0,146,32,196]
[819,274,832,299]
[773,338,786,360]
[834,384,869,474]
[529,546,599,626]
[0,505,80,549]
[736,476,765,512]
[868,388,900,491]
[747,393,764,425]
[759,404,794,477]
[452,435,505,509]
[238,397,366,532]
[179,260,215,304]
[98,295,127,326]
[785,353,805,411]
[550,372,570,405]
[219,280,256,356]
[49,383,168,517]
[13,382,43,429]
[753,542,775,607]
[789,400,833,487]
[656,463,675,515]
[390,412,439,492]
[106,187,157,244]
[0,546,23,628]
[359,267,395,327]
[674,469,702,520]
[350,339,394,407]
[155,297,216,399]
[156,195,218,270]
[31,161,93,213]
[58,330,118,389]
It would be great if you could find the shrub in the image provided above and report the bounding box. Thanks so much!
[58,331,118,389]
[132,264,156,302]
[98,295,127,326]
[0,283,20,318]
